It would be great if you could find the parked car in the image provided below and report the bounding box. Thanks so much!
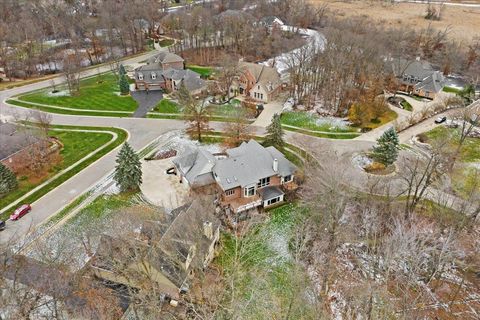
[10,204,32,221]
[435,116,447,124]
[283,97,295,111]
[0,220,5,231]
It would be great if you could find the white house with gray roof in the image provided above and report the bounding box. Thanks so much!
[172,140,298,213]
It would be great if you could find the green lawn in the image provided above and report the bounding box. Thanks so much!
[152,99,181,113]
[400,100,413,111]
[214,203,317,319]
[186,65,215,77]
[149,101,253,123]
[424,126,480,162]
[159,39,175,47]
[281,111,356,133]
[451,166,480,201]
[6,99,132,117]
[0,125,127,219]
[18,73,138,111]
[362,109,398,131]
[443,86,462,94]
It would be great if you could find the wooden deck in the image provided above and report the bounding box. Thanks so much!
[222,194,262,213]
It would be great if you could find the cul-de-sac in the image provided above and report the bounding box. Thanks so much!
[0,1,479,319]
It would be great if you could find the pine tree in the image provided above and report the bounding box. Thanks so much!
[114,143,142,192]
[0,163,18,195]
[119,74,130,95]
[371,127,399,165]
[119,64,126,77]
[263,113,285,150]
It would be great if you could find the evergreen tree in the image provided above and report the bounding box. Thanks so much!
[371,127,399,165]
[119,64,126,76]
[119,74,130,95]
[263,113,285,150]
[0,163,18,195]
[114,142,142,192]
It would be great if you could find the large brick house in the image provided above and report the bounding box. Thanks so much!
[134,52,206,94]
[230,61,282,103]
[172,140,298,213]
[392,58,446,99]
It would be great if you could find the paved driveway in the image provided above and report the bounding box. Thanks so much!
[131,90,163,118]
[140,158,188,210]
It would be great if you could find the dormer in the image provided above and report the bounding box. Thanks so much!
[138,73,144,80]
[151,72,157,80]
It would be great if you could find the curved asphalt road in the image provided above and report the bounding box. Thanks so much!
[1,48,478,246]
[0,51,186,244]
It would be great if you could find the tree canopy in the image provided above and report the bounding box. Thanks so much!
[0,163,18,195]
[263,113,285,150]
[114,142,142,192]
[371,127,400,165]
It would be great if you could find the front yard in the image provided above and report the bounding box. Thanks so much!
[0,125,127,219]
[422,126,480,162]
[149,99,255,123]
[17,73,138,112]
[281,111,357,133]
[186,65,215,78]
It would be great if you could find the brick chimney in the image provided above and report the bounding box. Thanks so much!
[203,221,213,239]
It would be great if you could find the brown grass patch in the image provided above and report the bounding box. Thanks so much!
[310,0,480,42]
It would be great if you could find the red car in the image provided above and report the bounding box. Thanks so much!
[10,204,32,221]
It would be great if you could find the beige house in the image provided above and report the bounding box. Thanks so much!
[89,201,221,305]
[172,140,298,213]
[230,61,282,103]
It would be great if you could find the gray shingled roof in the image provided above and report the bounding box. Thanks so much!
[213,140,297,190]
[257,186,284,201]
[414,71,445,93]
[0,123,42,160]
[172,140,297,191]
[392,59,435,80]
[172,148,216,187]
[147,52,184,65]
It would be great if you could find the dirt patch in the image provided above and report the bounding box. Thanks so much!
[310,0,480,42]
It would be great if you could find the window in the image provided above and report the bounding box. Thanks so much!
[283,175,292,183]
[266,196,281,206]
[244,185,255,197]
[257,177,270,188]
[138,73,144,80]
[225,189,235,197]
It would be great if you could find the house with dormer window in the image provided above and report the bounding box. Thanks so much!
[230,61,282,103]
[172,140,298,213]
[133,52,207,94]
[392,58,446,99]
